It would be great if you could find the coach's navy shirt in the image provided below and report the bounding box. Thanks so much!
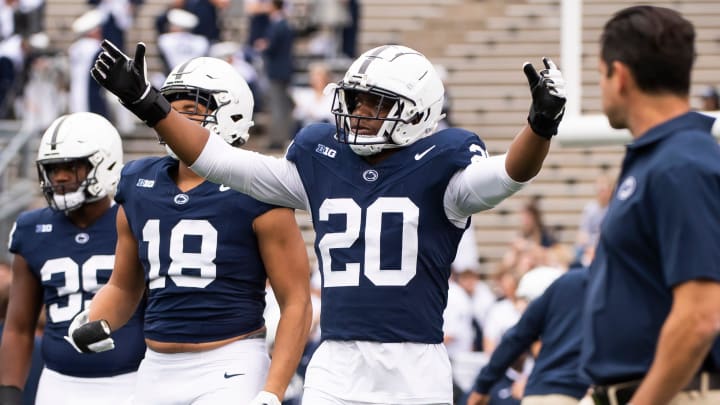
[581,112,720,384]
[473,268,590,399]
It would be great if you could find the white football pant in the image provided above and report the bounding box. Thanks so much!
[133,338,269,405]
[35,367,137,405]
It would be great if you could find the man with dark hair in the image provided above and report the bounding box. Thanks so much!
[582,5,720,405]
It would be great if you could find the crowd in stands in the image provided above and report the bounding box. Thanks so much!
[0,0,361,151]
[4,3,719,405]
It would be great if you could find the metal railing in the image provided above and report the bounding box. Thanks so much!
[0,119,40,260]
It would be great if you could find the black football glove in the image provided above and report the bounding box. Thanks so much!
[523,57,567,139]
[63,309,115,354]
[0,385,22,405]
[91,40,170,127]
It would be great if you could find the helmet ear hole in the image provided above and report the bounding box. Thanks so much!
[411,111,424,124]
[231,114,244,122]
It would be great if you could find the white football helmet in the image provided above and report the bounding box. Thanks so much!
[516,266,564,302]
[331,45,445,155]
[36,112,123,212]
[161,57,254,150]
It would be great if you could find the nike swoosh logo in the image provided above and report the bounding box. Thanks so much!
[414,145,436,160]
[224,372,244,378]
[219,185,231,192]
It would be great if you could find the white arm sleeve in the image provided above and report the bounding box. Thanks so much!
[190,135,309,210]
[444,154,529,226]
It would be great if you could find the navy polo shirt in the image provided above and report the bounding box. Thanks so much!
[473,268,590,399]
[581,112,720,385]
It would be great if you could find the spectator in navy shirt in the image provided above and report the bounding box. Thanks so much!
[582,5,720,405]
[255,0,294,150]
[467,267,589,405]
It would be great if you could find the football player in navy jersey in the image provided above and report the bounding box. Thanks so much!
[0,112,145,405]
[68,57,312,405]
[89,40,566,404]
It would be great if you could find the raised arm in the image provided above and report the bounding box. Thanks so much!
[506,58,566,182]
[90,40,308,209]
[444,58,566,221]
[90,40,208,165]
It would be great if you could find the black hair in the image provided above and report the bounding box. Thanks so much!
[601,5,695,95]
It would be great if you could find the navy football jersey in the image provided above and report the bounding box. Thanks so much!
[8,205,146,378]
[287,124,487,343]
[116,156,278,343]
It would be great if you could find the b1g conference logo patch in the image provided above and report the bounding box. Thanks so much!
[617,176,636,201]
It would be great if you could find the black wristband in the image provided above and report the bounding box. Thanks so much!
[71,320,111,353]
[527,104,563,140]
[124,86,171,127]
[0,385,23,405]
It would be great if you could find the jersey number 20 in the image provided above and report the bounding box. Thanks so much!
[318,197,419,287]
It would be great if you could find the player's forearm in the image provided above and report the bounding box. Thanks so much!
[505,125,550,182]
[630,310,718,404]
[154,109,210,166]
[0,331,34,387]
[89,282,144,332]
[264,301,312,398]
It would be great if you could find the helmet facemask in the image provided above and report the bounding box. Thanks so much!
[37,157,100,212]
[332,85,421,155]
